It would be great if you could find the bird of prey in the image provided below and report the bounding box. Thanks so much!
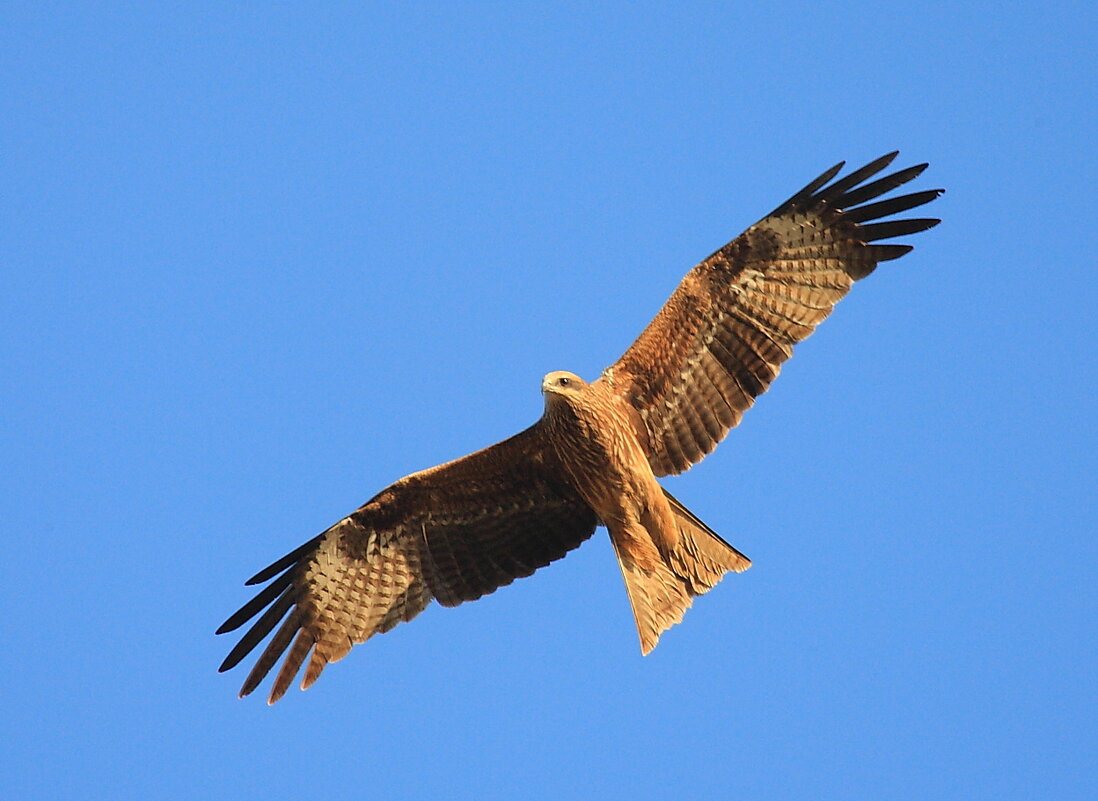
[218,152,942,703]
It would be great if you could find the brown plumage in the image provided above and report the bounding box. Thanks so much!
[218,152,942,702]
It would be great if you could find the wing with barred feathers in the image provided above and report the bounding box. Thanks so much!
[216,422,597,704]
[599,152,943,476]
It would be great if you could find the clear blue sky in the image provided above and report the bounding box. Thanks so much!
[3,3,1095,799]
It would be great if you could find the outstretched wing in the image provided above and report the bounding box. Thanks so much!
[217,423,598,704]
[598,152,943,476]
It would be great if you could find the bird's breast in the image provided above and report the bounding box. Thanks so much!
[545,391,654,519]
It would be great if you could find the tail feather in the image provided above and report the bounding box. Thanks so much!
[608,490,749,654]
[661,488,750,596]
[608,523,692,655]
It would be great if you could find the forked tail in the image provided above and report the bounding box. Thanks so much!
[610,489,750,654]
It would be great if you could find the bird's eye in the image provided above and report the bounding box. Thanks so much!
[559,377,570,386]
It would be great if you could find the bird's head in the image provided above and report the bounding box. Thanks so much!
[541,370,587,401]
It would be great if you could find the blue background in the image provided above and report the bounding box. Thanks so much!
[3,3,1095,799]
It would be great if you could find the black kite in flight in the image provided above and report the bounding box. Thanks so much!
[218,152,943,703]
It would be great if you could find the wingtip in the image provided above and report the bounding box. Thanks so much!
[238,671,264,699]
[871,150,900,170]
[244,533,325,585]
[822,160,846,183]
[218,648,246,674]
[869,151,901,176]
